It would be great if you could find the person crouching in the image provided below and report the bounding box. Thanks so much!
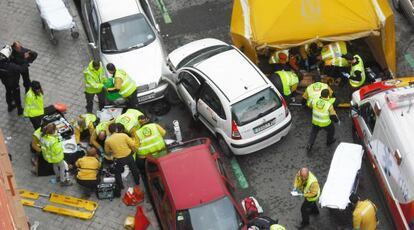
[75,147,101,197]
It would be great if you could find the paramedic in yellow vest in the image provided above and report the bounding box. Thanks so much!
[299,42,323,71]
[90,119,113,156]
[302,75,335,107]
[106,63,138,109]
[306,89,338,153]
[115,108,144,135]
[349,194,378,230]
[75,147,101,197]
[271,70,299,101]
[134,115,166,175]
[344,53,366,89]
[23,80,44,129]
[74,113,98,144]
[40,123,72,186]
[318,41,349,80]
[293,167,320,229]
[84,60,106,113]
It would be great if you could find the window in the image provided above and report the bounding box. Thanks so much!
[179,72,201,98]
[360,103,376,132]
[90,6,99,39]
[200,85,226,119]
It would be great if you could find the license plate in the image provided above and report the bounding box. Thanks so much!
[138,93,155,102]
[253,119,276,134]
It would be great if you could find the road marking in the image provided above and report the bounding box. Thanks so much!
[155,0,172,24]
[230,158,249,189]
[404,54,414,70]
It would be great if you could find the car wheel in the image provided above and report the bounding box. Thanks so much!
[218,135,233,158]
[392,0,402,13]
[165,85,181,105]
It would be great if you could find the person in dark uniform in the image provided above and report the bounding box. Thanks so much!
[10,41,38,92]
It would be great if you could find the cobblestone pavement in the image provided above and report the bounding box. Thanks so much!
[0,0,158,229]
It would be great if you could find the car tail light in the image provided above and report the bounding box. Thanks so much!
[280,96,289,117]
[231,120,241,140]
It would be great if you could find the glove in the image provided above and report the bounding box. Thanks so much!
[342,72,350,78]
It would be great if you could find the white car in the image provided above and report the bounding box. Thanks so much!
[81,0,171,104]
[169,38,292,156]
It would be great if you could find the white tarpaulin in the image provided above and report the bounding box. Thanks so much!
[36,0,74,30]
[319,142,363,210]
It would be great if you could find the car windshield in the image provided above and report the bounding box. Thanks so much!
[176,197,243,230]
[100,14,155,53]
[232,88,281,126]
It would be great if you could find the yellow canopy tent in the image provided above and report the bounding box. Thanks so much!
[231,0,396,76]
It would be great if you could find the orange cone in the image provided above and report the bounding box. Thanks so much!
[134,206,150,230]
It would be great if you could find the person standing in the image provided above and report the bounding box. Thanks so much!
[83,60,106,113]
[104,123,140,196]
[349,194,378,230]
[293,167,320,229]
[40,123,72,186]
[23,81,44,129]
[10,41,38,92]
[134,115,166,175]
[105,63,138,109]
[75,147,101,197]
[306,89,338,153]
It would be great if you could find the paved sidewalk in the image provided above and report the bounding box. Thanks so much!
[0,0,157,229]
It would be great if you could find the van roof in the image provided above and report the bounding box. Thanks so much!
[193,48,268,102]
[95,0,141,23]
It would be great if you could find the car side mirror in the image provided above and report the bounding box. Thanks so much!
[350,105,360,118]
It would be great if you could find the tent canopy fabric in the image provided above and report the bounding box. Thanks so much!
[231,0,396,75]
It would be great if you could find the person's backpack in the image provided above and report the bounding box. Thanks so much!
[243,197,259,219]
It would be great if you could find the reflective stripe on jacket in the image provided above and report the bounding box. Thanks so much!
[324,57,349,67]
[116,69,137,97]
[269,49,289,64]
[312,98,332,127]
[23,89,44,117]
[349,55,366,88]
[276,70,299,96]
[321,41,347,60]
[40,134,64,163]
[115,109,143,133]
[136,123,166,158]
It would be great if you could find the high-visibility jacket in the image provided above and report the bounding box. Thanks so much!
[40,134,64,163]
[353,200,377,230]
[324,57,349,67]
[269,49,289,64]
[304,172,320,202]
[83,61,106,94]
[136,123,166,158]
[115,69,137,98]
[276,70,299,96]
[321,41,347,60]
[311,98,332,127]
[78,114,97,132]
[23,89,44,118]
[115,109,143,133]
[305,82,335,107]
[32,128,42,153]
[349,55,366,88]
[270,224,286,230]
[95,120,111,136]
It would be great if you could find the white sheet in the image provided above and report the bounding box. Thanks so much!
[36,0,74,30]
[319,142,363,209]
[96,107,123,122]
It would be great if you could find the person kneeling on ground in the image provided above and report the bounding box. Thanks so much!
[75,147,101,197]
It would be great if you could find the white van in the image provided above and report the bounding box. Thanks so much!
[169,38,292,156]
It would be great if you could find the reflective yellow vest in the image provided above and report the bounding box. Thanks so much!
[321,41,347,60]
[304,172,320,202]
[23,89,44,118]
[83,61,106,94]
[33,128,41,140]
[116,69,137,98]
[305,82,335,107]
[115,109,143,133]
[78,114,97,132]
[270,224,286,230]
[276,70,299,96]
[269,49,289,64]
[95,120,111,136]
[136,123,166,158]
[324,57,349,67]
[349,55,366,88]
[40,134,64,163]
[311,98,332,127]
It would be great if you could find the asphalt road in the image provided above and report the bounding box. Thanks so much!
[83,0,414,229]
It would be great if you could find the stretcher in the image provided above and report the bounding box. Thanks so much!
[319,142,363,210]
[19,189,98,220]
[35,0,79,45]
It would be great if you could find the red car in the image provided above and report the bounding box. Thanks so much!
[145,138,248,230]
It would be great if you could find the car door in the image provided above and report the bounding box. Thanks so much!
[149,175,169,229]
[176,70,202,118]
[197,84,227,134]
[358,102,377,154]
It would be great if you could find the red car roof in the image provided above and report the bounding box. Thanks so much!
[158,141,227,210]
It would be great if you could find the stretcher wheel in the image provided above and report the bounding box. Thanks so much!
[71,31,79,39]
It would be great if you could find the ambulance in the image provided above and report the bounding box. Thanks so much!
[351,77,414,229]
